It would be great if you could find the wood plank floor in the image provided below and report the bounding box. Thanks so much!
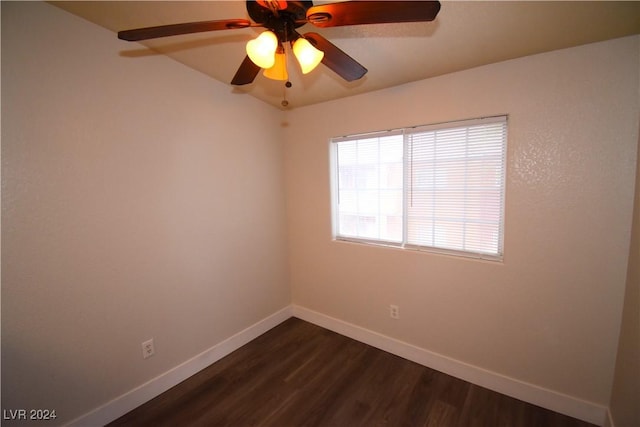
[108,318,597,427]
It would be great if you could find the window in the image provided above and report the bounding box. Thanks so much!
[330,116,507,260]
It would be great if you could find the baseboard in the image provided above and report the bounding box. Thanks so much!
[66,306,293,427]
[604,409,615,427]
[66,304,609,427]
[291,305,608,427]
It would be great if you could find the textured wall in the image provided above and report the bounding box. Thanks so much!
[1,2,289,424]
[283,35,639,406]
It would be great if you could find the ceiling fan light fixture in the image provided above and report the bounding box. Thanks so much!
[246,30,278,69]
[118,0,442,87]
[263,49,288,81]
[292,37,324,74]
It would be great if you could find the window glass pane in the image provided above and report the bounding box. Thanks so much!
[334,134,404,243]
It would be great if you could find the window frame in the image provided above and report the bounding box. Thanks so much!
[329,115,507,262]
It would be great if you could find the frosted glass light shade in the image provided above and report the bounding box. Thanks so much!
[246,31,278,69]
[263,52,288,81]
[293,38,324,74]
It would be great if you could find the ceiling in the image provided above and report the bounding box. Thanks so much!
[51,1,640,110]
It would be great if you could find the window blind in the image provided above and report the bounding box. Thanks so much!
[405,117,507,257]
[331,116,507,260]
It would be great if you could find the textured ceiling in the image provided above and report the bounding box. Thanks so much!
[51,1,640,110]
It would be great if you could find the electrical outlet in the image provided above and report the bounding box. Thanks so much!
[142,339,155,359]
[390,304,400,319]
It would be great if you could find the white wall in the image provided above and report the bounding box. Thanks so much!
[1,2,289,424]
[283,35,639,408]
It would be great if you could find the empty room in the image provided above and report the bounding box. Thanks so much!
[2,1,639,426]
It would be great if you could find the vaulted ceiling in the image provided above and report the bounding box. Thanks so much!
[51,1,640,109]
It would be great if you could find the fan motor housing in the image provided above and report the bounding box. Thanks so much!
[247,0,313,41]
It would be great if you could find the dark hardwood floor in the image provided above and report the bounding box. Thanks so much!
[108,318,597,427]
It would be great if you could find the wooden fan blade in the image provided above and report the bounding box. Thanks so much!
[118,19,251,41]
[231,56,261,85]
[306,1,440,28]
[303,32,367,82]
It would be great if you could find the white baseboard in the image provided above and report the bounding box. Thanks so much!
[604,409,615,427]
[66,304,608,427]
[66,306,293,427]
[291,305,608,427]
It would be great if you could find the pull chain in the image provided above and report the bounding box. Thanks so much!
[282,49,291,107]
[281,24,292,108]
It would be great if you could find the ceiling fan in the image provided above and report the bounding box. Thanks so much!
[118,1,441,88]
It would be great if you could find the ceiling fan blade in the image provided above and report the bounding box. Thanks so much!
[231,55,262,85]
[118,19,251,41]
[306,1,441,28]
[303,32,367,82]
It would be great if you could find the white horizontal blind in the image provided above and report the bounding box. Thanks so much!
[406,117,507,257]
[331,116,507,260]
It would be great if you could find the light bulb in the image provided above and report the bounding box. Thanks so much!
[263,50,288,81]
[246,31,278,69]
[293,37,324,74]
